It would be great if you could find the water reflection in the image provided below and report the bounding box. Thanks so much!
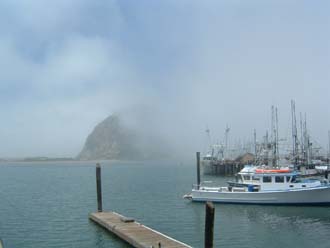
[214,204,330,248]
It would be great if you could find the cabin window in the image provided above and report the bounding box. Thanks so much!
[286,176,291,183]
[243,175,250,181]
[263,176,272,183]
[275,176,284,183]
[252,176,260,181]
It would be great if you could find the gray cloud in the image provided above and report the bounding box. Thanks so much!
[0,1,329,158]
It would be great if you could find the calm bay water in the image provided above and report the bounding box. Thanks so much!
[1,161,330,248]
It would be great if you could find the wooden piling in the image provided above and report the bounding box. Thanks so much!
[197,152,201,189]
[96,163,102,212]
[205,201,215,248]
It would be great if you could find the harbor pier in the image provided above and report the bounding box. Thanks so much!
[203,161,245,176]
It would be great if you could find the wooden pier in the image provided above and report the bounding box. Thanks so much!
[89,211,192,248]
[203,161,245,176]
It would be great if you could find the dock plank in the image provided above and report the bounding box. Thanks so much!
[89,211,192,248]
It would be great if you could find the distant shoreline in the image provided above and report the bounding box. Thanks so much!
[0,157,76,163]
[0,157,186,164]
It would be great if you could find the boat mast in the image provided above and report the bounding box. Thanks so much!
[206,126,211,145]
[328,130,330,162]
[225,125,230,159]
[254,129,257,164]
[271,106,278,167]
[303,114,307,164]
[299,112,304,165]
[205,126,213,156]
[271,106,275,167]
[291,100,299,165]
[303,114,311,165]
[275,107,279,166]
[265,131,269,165]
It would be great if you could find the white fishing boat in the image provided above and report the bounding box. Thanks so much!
[185,165,330,205]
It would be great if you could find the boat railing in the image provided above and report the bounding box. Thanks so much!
[192,184,221,191]
[192,181,214,189]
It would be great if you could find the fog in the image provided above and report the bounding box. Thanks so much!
[0,1,329,159]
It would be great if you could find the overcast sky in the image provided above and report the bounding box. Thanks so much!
[0,0,329,158]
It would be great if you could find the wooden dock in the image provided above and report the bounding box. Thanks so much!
[89,211,192,248]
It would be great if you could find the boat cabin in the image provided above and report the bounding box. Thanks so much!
[237,167,322,192]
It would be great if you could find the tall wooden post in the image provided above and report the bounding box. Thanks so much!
[196,152,201,189]
[96,163,103,212]
[205,201,215,248]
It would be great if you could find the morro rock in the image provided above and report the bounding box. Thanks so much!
[77,115,141,160]
[77,114,172,160]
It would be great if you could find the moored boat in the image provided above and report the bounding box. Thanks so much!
[185,165,330,205]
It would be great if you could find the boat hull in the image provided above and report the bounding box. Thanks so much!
[191,186,330,205]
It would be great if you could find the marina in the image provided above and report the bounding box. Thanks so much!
[187,160,330,205]
[201,102,330,177]
[186,152,330,205]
